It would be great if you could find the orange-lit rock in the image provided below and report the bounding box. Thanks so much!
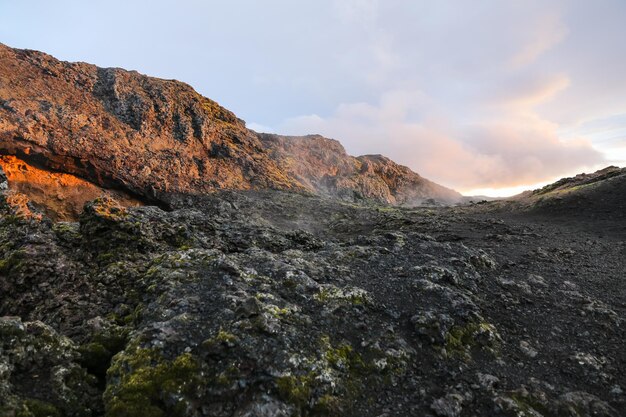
[0,155,141,221]
[0,43,460,206]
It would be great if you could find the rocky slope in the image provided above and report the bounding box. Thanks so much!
[468,166,626,235]
[259,134,460,205]
[0,43,460,209]
[0,163,624,417]
[0,43,298,201]
[514,166,626,219]
[0,155,141,221]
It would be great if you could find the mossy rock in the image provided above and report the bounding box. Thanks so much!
[444,319,501,359]
[274,336,374,415]
[52,222,81,244]
[103,346,204,417]
[509,392,553,416]
[314,285,371,306]
[14,399,62,417]
[0,249,27,274]
[276,374,314,409]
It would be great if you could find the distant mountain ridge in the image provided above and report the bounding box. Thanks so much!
[0,43,460,212]
[259,134,460,205]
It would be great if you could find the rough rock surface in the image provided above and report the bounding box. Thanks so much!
[0,155,141,221]
[471,166,626,236]
[259,134,460,205]
[516,166,626,222]
[0,162,624,416]
[0,43,459,206]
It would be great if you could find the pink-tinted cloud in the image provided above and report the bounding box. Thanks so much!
[489,74,570,110]
[273,1,615,192]
[508,11,568,68]
[280,86,604,191]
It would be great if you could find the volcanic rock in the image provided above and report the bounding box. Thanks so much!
[0,43,460,214]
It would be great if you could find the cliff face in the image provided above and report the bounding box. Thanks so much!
[0,43,460,212]
[0,43,299,202]
[0,155,141,221]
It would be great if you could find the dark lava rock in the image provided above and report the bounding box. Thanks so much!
[0,184,623,416]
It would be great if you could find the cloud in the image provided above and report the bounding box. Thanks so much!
[332,0,380,25]
[247,122,275,133]
[509,11,568,68]
[489,73,570,110]
[272,1,610,192]
[280,88,604,191]
[558,113,626,166]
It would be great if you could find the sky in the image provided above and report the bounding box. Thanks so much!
[1,0,625,196]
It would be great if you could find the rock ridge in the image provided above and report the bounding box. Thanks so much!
[0,42,460,211]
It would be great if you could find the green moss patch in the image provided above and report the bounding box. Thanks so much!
[274,336,391,415]
[15,399,62,417]
[104,346,204,417]
[444,320,500,359]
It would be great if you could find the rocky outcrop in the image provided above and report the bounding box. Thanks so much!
[0,43,460,210]
[481,166,626,224]
[260,134,461,205]
[0,155,141,220]
[0,43,301,201]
